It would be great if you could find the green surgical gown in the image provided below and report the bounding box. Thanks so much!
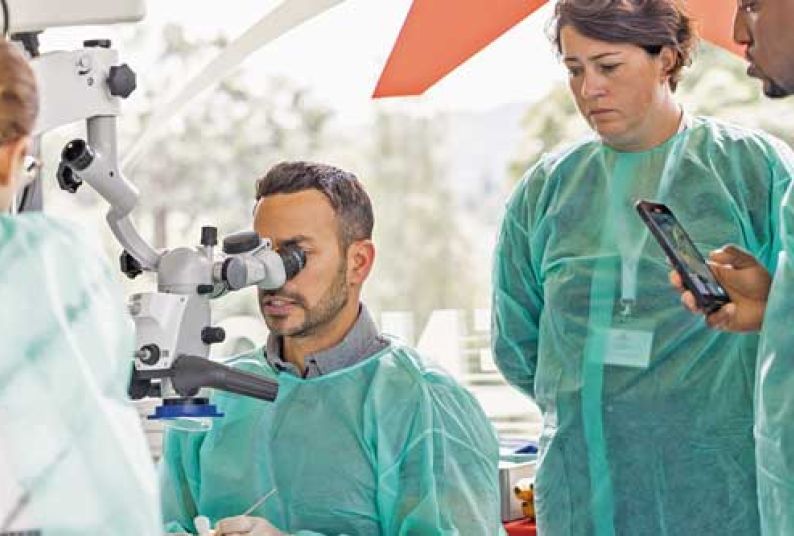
[492,117,793,535]
[756,179,794,536]
[0,213,161,535]
[159,342,503,535]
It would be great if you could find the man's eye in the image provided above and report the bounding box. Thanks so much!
[740,1,759,13]
[600,64,620,73]
[567,67,583,77]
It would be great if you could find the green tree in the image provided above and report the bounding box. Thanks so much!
[363,111,480,330]
[678,44,794,145]
[120,24,335,250]
[509,80,589,180]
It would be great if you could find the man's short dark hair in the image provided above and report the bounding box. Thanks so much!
[255,161,374,251]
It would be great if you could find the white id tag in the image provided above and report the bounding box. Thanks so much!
[602,328,654,368]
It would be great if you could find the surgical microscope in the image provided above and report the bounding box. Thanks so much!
[3,0,302,418]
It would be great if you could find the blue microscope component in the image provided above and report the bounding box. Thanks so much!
[148,398,224,420]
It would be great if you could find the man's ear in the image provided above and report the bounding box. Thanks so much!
[346,239,375,286]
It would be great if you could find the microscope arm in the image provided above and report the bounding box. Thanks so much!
[59,122,161,271]
[171,355,279,402]
[31,44,161,271]
[130,355,279,402]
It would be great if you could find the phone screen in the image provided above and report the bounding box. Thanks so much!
[638,202,729,308]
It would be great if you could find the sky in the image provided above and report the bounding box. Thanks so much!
[37,0,566,120]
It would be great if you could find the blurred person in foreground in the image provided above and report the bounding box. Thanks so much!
[0,39,161,534]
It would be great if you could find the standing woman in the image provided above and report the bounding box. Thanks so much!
[492,0,794,534]
[0,40,161,534]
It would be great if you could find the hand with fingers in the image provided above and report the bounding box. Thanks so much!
[669,244,771,332]
[214,516,287,536]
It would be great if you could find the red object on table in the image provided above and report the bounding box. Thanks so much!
[504,519,537,536]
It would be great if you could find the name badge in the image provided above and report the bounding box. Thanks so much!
[602,327,654,368]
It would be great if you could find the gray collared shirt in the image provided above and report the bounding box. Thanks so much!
[265,304,390,378]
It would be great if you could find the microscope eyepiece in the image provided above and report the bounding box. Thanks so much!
[279,243,306,280]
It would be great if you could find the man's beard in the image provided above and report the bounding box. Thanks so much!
[260,261,349,338]
[748,59,793,99]
[764,78,792,99]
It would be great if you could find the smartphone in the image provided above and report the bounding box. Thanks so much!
[635,200,730,314]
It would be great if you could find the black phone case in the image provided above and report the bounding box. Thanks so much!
[635,201,729,314]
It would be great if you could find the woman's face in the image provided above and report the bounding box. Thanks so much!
[560,25,676,150]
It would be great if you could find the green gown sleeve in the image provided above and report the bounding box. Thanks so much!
[491,163,548,399]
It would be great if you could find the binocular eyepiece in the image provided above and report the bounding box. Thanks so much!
[218,230,306,291]
[279,242,306,281]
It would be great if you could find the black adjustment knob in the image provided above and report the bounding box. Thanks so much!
[120,250,143,279]
[201,226,218,247]
[107,64,137,98]
[222,231,260,255]
[61,139,94,171]
[138,344,161,366]
[201,327,226,345]
[84,39,111,48]
[56,162,82,193]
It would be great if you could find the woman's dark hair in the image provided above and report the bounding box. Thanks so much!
[550,0,698,91]
[0,40,38,143]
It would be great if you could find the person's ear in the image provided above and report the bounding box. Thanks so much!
[658,46,678,83]
[346,239,375,286]
[0,137,28,187]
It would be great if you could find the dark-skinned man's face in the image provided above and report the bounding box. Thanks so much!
[734,0,794,98]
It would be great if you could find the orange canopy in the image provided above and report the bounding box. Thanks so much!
[374,0,743,97]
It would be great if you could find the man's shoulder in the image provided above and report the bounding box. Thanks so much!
[370,343,479,401]
[692,115,791,156]
[368,344,497,444]
[372,342,444,378]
